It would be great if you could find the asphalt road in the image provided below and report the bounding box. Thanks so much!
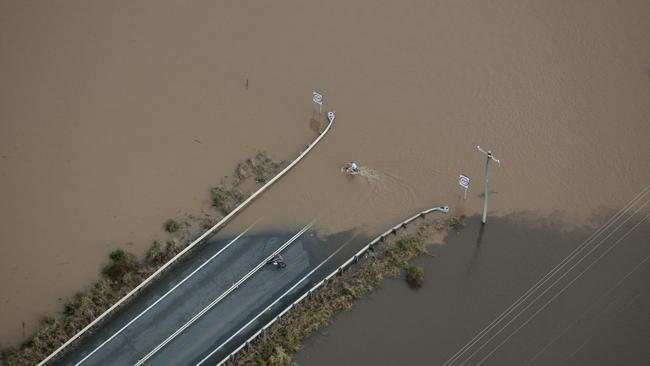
[51,222,367,366]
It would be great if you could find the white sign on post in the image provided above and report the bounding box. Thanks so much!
[458,174,470,199]
[458,174,470,188]
[312,91,323,114]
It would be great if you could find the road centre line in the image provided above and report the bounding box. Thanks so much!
[197,234,358,366]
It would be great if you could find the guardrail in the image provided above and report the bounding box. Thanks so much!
[217,205,449,366]
[38,115,335,366]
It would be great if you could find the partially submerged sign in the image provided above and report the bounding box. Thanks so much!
[458,174,470,199]
[458,174,470,189]
[312,91,323,105]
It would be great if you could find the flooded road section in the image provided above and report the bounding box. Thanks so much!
[297,203,650,366]
[1,0,649,347]
[49,212,370,366]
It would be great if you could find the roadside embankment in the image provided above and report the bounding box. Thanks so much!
[228,215,464,366]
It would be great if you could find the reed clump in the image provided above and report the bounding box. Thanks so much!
[406,265,424,288]
[234,152,281,184]
[164,219,180,233]
[211,151,282,215]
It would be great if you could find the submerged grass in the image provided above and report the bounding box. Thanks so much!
[0,151,283,366]
[406,265,424,288]
[230,215,463,366]
[163,219,180,233]
[212,151,281,215]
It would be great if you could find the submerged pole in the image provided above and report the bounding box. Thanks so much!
[482,152,491,224]
[477,146,500,224]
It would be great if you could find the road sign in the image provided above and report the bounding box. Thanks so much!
[312,91,323,105]
[459,174,470,200]
[458,174,470,189]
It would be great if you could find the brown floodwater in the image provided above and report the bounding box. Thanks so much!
[1,0,649,348]
[296,211,650,365]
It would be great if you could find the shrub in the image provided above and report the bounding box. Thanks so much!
[164,219,180,233]
[359,263,382,286]
[165,240,183,257]
[447,215,465,229]
[268,345,296,366]
[210,186,227,208]
[146,241,165,264]
[234,162,248,180]
[406,265,424,288]
[104,249,136,282]
[109,249,126,262]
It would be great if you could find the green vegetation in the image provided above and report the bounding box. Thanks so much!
[109,249,126,262]
[0,277,119,366]
[210,185,246,214]
[164,219,180,233]
[406,265,424,288]
[231,216,462,365]
[103,249,137,283]
[146,241,166,264]
[210,185,228,209]
[233,152,281,185]
[0,240,186,366]
[210,151,280,214]
[447,215,465,229]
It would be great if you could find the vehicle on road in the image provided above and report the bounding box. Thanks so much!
[268,254,286,269]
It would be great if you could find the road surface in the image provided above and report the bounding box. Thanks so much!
[51,219,368,366]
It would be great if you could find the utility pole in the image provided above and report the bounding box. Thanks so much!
[477,146,500,224]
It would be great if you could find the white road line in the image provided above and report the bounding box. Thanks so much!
[195,234,356,366]
[133,220,316,366]
[74,223,258,365]
[443,186,649,366]
[473,215,649,366]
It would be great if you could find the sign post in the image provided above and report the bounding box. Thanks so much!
[458,174,470,200]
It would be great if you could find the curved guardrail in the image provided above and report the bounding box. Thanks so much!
[216,205,449,365]
[38,114,335,366]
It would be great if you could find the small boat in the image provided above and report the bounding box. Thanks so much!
[341,161,361,175]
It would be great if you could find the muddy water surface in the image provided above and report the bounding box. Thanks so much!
[297,212,650,365]
[1,0,649,348]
